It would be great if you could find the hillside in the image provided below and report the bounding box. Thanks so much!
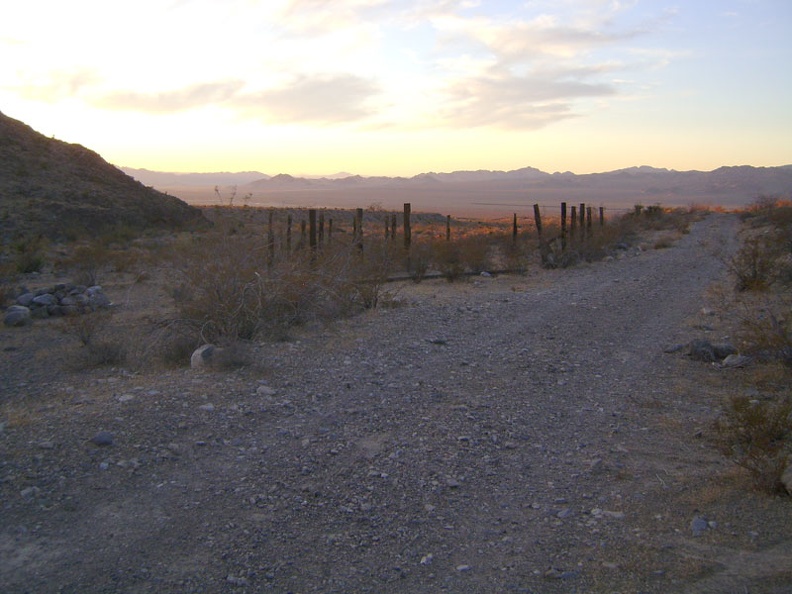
[0,111,206,243]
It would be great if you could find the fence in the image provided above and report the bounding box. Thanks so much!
[242,201,613,277]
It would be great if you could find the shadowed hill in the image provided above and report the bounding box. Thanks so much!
[0,111,206,243]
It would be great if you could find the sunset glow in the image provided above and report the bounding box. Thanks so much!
[1,0,790,176]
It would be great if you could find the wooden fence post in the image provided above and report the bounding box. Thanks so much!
[533,204,543,240]
[356,208,364,253]
[570,205,577,240]
[599,206,605,227]
[446,215,451,241]
[300,219,307,249]
[512,213,518,243]
[561,202,567,250]
[328,218,333,244]
[309,209,317,253]
[580,203,586,240]
[587,206,593,233]
[318,212,325,247]
[391,213,397,240]
[267,209,275,267]
[403,203,411,251]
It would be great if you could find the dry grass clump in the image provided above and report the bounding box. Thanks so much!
[715,393,792,494]
[60,310,128,368]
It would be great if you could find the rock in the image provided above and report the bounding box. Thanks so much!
[782,462,792,496]
[16,292,35,307]
[4,305,32,327]
[256,385,277,396]
[721,354,752,368]
[86,286,111,309]
[712,343,737,359]
[664,343,688,354]
[689,340,716,362]
[456,564,471,572]
[89,431,114,447]
[691,515,708,537]
[191,344,220,369]
[32,293,57,307]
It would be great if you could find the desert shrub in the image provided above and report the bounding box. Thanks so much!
[715,394,792,494]
[408,240,433,282]
[61,311,127,368]
[728,233,786,291]
[13,235,47,273]
[340,240,398,309]
[457,235,493,274]
[168,226,400,345]
[64,243,109,286]
[738,302,792,366]
[432,240,465,281]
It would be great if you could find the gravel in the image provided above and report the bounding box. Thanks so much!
[2,213,791,593]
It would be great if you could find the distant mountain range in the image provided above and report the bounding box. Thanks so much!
[123,164,792,216]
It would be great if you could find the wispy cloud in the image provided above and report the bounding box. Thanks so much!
[95,81,245,113]
[234,74,381,124]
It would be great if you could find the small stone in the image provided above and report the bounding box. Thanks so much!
[721,354,752,368]
[20,486,40,500]
[89,431,114,447]
[456,564,471,572]
[420,554,433,565]
[691,515,708,537]
[198,404,215,412]
[256,385,277,396]
[226,575,249,586]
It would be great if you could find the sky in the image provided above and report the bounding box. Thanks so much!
[1,0,791,177]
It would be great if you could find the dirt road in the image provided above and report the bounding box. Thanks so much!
[2,213,791,592]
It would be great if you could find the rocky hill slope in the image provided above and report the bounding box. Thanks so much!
[0,111,206,243]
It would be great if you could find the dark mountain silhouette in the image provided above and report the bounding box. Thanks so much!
[0,111,206,242]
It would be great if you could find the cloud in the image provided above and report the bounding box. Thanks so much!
[438,66,615,129]
[14,70,101,102]
[233,74,381,124]
[95,81,245,113]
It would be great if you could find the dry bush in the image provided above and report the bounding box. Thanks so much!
[737,300,792,366]
[167,226,401,346]
[60,311,127,368]
[12,234,47,273]
[715,394,792,495]
[728,232,787,292]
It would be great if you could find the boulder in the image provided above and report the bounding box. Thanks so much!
[4,305,32,327]
[191,344,221,369]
